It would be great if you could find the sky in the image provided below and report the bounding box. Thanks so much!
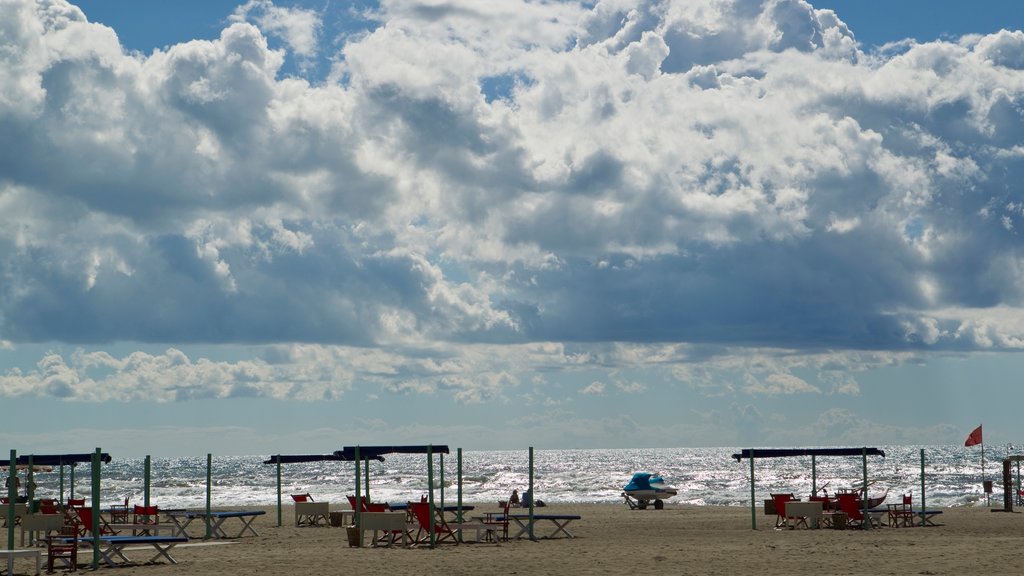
[2,0,1024,458]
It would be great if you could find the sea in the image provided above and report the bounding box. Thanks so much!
[21,446,1015,509]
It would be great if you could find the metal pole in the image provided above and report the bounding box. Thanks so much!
[6,449,15,551]
[920,449,926,527]
[205,454,212,539]
[440,452,445,510]
[27,454,34,505]
[276,455,282,527]
[428,445,436,548]
[983,440,989,507]
[862,447,869,530]
[144,455,152,507]
[354,446,361,547]
[364,456,371,503]
[457,448,464,524]
[749,449,756,530]
[811,455,817,496]
[529,446,535,541]
[70,465,75,499]
[59,464,65,505]
[91,448,101,569]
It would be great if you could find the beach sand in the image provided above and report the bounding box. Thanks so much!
[36,502,1023,576]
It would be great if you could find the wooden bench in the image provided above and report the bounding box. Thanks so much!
[294,502,330,526]
[784,500,823,529]
[19,513,64,546]
[0,549,42,576]
[359,512,410,547]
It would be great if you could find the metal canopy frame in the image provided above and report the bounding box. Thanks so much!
[736,447,886,530]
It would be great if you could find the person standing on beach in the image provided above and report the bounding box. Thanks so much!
[5,472,21,501]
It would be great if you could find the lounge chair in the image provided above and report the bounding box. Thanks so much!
[290,493,313,502]
[835,492,882,528]
[408,501,458,545]
[347,495,388,512]
[769,493,796,528]
[72,506,118,537]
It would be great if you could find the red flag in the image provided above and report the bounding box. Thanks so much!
[965,425,983,447]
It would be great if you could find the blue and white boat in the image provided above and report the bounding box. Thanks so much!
[622,472,678,509]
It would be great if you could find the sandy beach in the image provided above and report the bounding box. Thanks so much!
[20,502,1020,576]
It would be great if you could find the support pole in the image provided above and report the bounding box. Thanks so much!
[427,445,436,548]
[811,455,817,496]
[364,458,371,503]
[861,447,869,530]
[59,464,65,505]
[457,448,464,525]
[749,449,756,530]
[528,447,536,541]
[276,455,282,527]
[91,448,101,569]
[144,455,152,507]
[354,446,362,547]
[70,465,75,500]
[27,455,34,505]
[6,449,15,551]
[920,448,927,527]
[205,454,212,539]
[440,453,445,510]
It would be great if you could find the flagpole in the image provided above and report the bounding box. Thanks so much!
[982,437,988,507]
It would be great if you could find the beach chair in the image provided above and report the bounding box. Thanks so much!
[45,523,78,573]
[481,500,510,541]
[770,493,795,528]
[109,497,130,524]
[72,506,119,537]
[291,493,313,502]
[132,505,160,534]
[38,499,59,515]
[408,501,458,545]
[887,494,913,527]
[835,492,881,528]
[347,495,389,512]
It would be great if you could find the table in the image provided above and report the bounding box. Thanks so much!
[329,510,357,527]
[783,501,823,529]
[0,549,41,576]
[507,514,582,539]
[78,536,189,567]
[913,509,943,526]
[165,510,265,538]
[107,523,175,536]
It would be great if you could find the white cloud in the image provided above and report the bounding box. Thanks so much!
[581,381,606,395]
[231,0,321,60]
[2,0,1024,411]
[746,372,821,395]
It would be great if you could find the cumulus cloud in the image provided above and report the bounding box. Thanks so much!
[2,0,1024,409]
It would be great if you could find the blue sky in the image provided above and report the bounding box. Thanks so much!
[2,0,1024,457]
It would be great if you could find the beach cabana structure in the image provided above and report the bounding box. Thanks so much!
[1,452,112,505]
[336,446,451,548]
[5,449,111,569]
[732,447,885,530]
[261,453,385,527]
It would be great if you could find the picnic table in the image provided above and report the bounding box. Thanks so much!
[165,510,265,538]
[507,513,582,539]
[76,535,189,567]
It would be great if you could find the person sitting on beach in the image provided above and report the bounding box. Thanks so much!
[509,489,520,507]
[521,488,546,508]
